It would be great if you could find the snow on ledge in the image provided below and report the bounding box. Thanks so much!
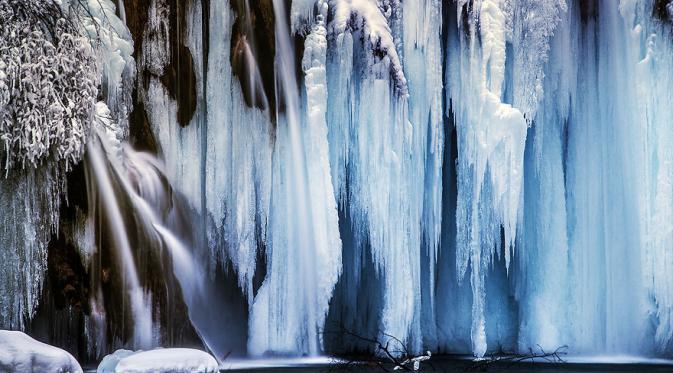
[0,330,82,373]
[97,348,219,373]
[330,0,408,94]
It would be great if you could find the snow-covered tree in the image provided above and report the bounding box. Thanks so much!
[0,0,98,175]
[0,0,101,332]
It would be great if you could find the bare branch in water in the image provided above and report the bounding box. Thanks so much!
[466,345,568,371]
[321,323,432,372]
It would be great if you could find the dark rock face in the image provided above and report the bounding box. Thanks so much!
[47,235,89,313]
[121,0,151,48]
[231,0,276,111]
[579,0,599,23]
[653,0,673,24]
[123,0,198,133]
[28,230,91,362]
[161,0,198,127]
[119,0,159,150]
[128,93,159,154]
[64,163,89,218]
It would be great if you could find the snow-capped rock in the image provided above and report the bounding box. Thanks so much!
[97,348,218,373]
[0,330,82,373]
[96,349,135,373]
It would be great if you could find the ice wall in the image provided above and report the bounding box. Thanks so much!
[137,0,673,358]
[563,0,673,354]
[514,0,673,357]
[8,0,673,362]
[447,0,537,357]
[630,1,673,354]
[0,168,60,329]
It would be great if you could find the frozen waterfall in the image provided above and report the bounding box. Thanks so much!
[4,0,673,363]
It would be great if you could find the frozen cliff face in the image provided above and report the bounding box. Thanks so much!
[8,0,673,362]
[62,0,137,134]
[0,167,61,330]
[132,0,673,359]
[630,0,673,354]
[0,0,98,330]
[205,0,273,298]
[321,0,440,354]
[563,0,673,355]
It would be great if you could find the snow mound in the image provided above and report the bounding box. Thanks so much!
[0,330,82,373]
[96,349,135,373]
[98,348,219,373]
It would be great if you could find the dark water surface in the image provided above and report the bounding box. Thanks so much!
[85,356,673,372]
[222,362,671,373]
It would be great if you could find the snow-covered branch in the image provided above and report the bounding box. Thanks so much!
[324,324,432,371]
[467,345,568,370]
[0,0,98,175]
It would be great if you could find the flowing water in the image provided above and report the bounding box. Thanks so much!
[85,128,155,350]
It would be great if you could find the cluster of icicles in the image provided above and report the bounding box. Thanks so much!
[5,0,673,362]
[148,0,673,359]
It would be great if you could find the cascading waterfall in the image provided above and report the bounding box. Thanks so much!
[248,0,342,356]
[7,0,673,363]
[85,105,233,357]
[85,114,155,350]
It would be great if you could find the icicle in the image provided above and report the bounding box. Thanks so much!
[514,0,573,354]
[449,0,526,357]
[447,0,566,357]
[301,0,343,349]
[325,0,440,355]
[400,0,444,349]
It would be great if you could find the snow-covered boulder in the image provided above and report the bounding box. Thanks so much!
[97,348,218,373]
[96,349,135,373]
[0,330,82,373]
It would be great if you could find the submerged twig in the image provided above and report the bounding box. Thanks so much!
[466,345,568,371]
[322,323,433,372]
